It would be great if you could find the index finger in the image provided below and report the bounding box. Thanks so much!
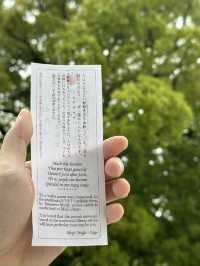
[26,136,128,168]
[103,136,128,160]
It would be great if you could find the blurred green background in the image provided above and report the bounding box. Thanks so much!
[0,0,200,265]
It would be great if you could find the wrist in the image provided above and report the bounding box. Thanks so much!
[0,253,22,266]
[0,242,24,266]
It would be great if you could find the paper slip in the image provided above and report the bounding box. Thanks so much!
[31,63,107,246]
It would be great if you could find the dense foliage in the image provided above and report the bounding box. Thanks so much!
[0,0,200,265]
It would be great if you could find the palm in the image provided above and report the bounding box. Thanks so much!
[0,161,34,264]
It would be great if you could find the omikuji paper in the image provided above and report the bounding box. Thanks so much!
[31,63,107,246]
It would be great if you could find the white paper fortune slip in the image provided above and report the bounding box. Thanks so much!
[31,63,107,246]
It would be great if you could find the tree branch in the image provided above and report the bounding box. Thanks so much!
[171,47,188,90]
[4,25,44,63]
[183,0,193,26]
[59,0,68,19]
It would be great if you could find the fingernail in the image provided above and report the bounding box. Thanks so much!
[112,181,120,197]
[119,159,124,173]
[112,178,131,197]
[17,109,27,120]
[115,159,124,177]
[107,203,124,224]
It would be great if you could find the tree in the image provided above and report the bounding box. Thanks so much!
[1,0,200,265]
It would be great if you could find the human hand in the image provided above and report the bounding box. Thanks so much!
[0,109,130,266]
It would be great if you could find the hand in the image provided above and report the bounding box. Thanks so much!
[0,109,130,266]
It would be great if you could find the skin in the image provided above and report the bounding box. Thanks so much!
[0,109,130,266]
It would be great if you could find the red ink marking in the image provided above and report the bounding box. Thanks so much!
[66,74,80,85]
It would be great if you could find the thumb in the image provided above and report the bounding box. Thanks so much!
[1,109,32,164]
